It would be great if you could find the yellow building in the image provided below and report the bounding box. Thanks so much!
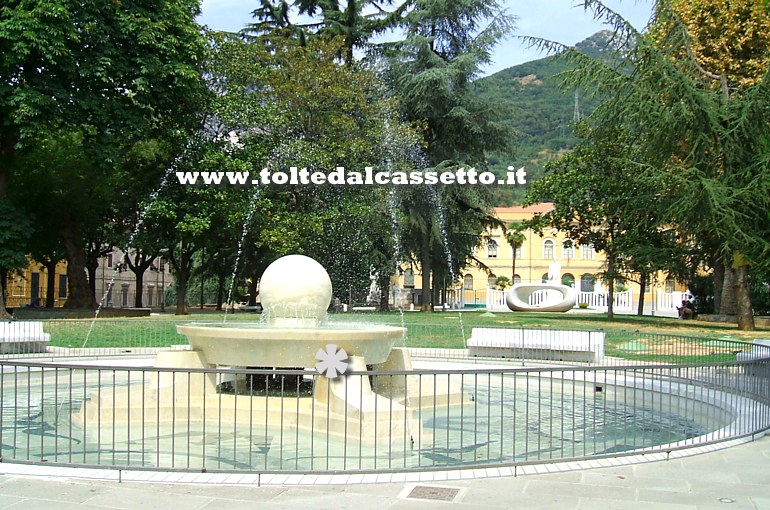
[6,260,69,308]
[389,203,610,309]
[459,204,692,314]
[5,250,173,311]
[459,203,608,305]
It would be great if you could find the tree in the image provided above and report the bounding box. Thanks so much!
[179,32,418,312]
[504,222,526,282]
[653,0,770,328]
[0,0,207,308]
[614,228,692,316]
[525,125,663,321]
[661,0,770,90]
[245,0,404,64]
[9,129,116,309]
[385,0,515,310]
[495,276,511,290]
[528,0,770,329]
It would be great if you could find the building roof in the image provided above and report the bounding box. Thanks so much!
[494,203,555,215]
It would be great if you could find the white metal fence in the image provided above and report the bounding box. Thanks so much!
[485,287,634,312]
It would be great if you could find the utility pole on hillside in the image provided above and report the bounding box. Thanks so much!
[573,89,581,123]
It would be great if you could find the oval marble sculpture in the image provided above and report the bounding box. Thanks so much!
[506,283,576,312]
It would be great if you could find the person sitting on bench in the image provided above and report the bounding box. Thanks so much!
[677,299,695,319]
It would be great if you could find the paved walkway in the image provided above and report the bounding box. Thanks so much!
[1,436,769,509]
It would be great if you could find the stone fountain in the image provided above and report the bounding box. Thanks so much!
[177,255,404,368]
[76,255,466,449]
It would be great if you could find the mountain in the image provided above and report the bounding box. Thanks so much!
[476,30,622,205]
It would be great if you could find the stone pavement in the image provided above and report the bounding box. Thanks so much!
[1,435,769,509]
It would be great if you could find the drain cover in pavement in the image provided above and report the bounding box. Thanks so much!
[407,485,460,502]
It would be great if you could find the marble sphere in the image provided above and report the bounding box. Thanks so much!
[260,254,333,325]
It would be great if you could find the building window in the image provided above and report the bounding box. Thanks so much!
[543,239,554,259]
[513,274,521,284]
[487,274,497,288]
[665,277,676,293]
[580,243,594,260]
[541,273,549,283]
[512,245,522,259]
[58,274,67,299]
[580,273,596,292]
[122,285,130,307]
[563,241,574,260]
[487,237,499,258]
[562,273,575,287]
[463,274,474,290]
[107,253,114,268]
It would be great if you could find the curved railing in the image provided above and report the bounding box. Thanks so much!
[1,321,769,475]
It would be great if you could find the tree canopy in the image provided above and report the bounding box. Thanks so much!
[0,0,208,312]
[525,0,770,328]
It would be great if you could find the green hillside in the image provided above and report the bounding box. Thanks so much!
[476,30,619,205]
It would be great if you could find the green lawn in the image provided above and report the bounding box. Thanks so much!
[38,309,766,365]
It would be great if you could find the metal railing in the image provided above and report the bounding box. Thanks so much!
[1,334,769,474]
[0,361,768,473]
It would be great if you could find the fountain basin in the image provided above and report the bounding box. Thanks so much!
[177,323,405,367]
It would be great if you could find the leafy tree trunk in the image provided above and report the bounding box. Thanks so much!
[721,267,737,316]
[86,263,97,301]
[0,268,9,319]
[732,255,754,331]
[168,240,196,316]
[637,272,648,316]
[175,248,193,315]
[378,273,390,312]
[59,213,97,308]
[1,144,11,317]
[176,262,190,315]
[134,270,145,308]
[125,252,155,309]
[246,277,258,307]
[511,250,517,282]
[44,260,57,308]
[606,256,615,321]
[85,249,99,300]
[713,260,725,314]
[420,232,432,312]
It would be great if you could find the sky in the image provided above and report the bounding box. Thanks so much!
[197,0,654,76]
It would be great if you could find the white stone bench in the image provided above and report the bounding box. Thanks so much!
[467,328,604,363]
[350,306,377,312]
[0,321,51,354]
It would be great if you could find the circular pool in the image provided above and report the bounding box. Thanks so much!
[0,357,761,473]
